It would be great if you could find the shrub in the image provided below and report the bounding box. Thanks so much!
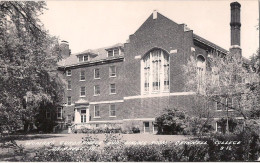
[155,108,188,135]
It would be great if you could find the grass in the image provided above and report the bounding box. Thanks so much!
[13,133,189,149]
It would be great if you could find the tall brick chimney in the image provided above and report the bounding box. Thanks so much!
[230,1,242,58]
[60,40,71,59]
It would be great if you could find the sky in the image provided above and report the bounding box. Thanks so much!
[40,0,259,59]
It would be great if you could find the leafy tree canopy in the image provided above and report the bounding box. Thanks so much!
[0,2,65,133]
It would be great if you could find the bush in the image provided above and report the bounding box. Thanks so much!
[155,108,188,135]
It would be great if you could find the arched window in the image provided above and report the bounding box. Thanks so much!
[142,49,169,94]
[196,55,206,93]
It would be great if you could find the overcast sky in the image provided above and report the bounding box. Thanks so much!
[40,0,259,59]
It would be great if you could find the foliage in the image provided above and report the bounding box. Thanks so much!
[121,120,141,134]
[74,126,122,134]
[0,1,65,134]
[155,108,188,135]
[183,51,260,125]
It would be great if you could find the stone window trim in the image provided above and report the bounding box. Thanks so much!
[94,68,100,79]
[109,66,116,77]
[109,83,116,95]
[94,105,101,118]
[109,104,116,117]
[94,85,100,96]
[80,70,86,81]
[80,86,86,97]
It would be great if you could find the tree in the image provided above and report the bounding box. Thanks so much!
[0,2,65,134]
[183,50,259,133]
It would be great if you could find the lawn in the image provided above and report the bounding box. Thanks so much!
[1,133,190,161]
[13,133,189,149]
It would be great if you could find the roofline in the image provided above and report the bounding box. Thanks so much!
[58,56,124,70]
[193,34,228,55]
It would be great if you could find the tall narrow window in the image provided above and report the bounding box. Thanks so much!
[196,55,206,93]
[67,96,71,105]
[80,70,85,81]
[94,105,100,117]
[94,85,100,96]
[80,87,86,97]
[67,70,71,76]
[163,53,169,91]
[109,104,116,117]
[109,66,116,77]
[94,68,100,79]
[57,107,62,119]
[67,81,71,90]
[144,55,150,92]
[110,84,116,94]
[81,109,86,123]
[142,49,169,94]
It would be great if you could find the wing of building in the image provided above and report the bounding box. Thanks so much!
[56,2,246,133]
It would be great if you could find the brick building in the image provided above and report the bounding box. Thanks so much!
[57,2,244,133]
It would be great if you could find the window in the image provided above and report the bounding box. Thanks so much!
[80,87,86,97]
[83,55,88,61]
[57,107,62,119]
[67,81,71,90]
[67,96,71,105]
[46,110,51,119]
[94,105,100,117]
[196,55,206,93]
[94,85,100,96]
[142,49,169,94]
[78,55,88,62]
[94,68,100,79]
[109,104,116,117]
[81,109,86,123]
[109,66,116,77]
[80,70,85,81]
[114,49,119,55]
[110,84,116,94]
[79,56,83,62]
[216,97,233,111]
[67,70,71,76]
[108,50,114,57]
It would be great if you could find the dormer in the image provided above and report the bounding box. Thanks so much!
[76,50,98,63]
[105,44,124,57]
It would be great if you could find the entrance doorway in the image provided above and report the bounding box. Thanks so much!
[144,122,150,133]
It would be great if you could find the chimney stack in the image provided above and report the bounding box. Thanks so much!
[230,1,242,58]
[60,40,71,60]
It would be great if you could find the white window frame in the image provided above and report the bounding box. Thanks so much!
[94,105,100,118]
[114,49,119,55]
[57,107,62,120]
[67,96,72,105]
[94,85,100,96]
[80,70,85,81]
[110,83,116,94]
[109,104,116,117]
[67,80,72,90]
[66,70,72,76]
[83,55,88,62]
[78,56,83,62]
[94,68,100,79]
[108,50,114,57]
[109,66,116,77]
[80,86,86,97]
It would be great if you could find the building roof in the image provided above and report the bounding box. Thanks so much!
[57,43,124,67]
[193,34,228,54]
